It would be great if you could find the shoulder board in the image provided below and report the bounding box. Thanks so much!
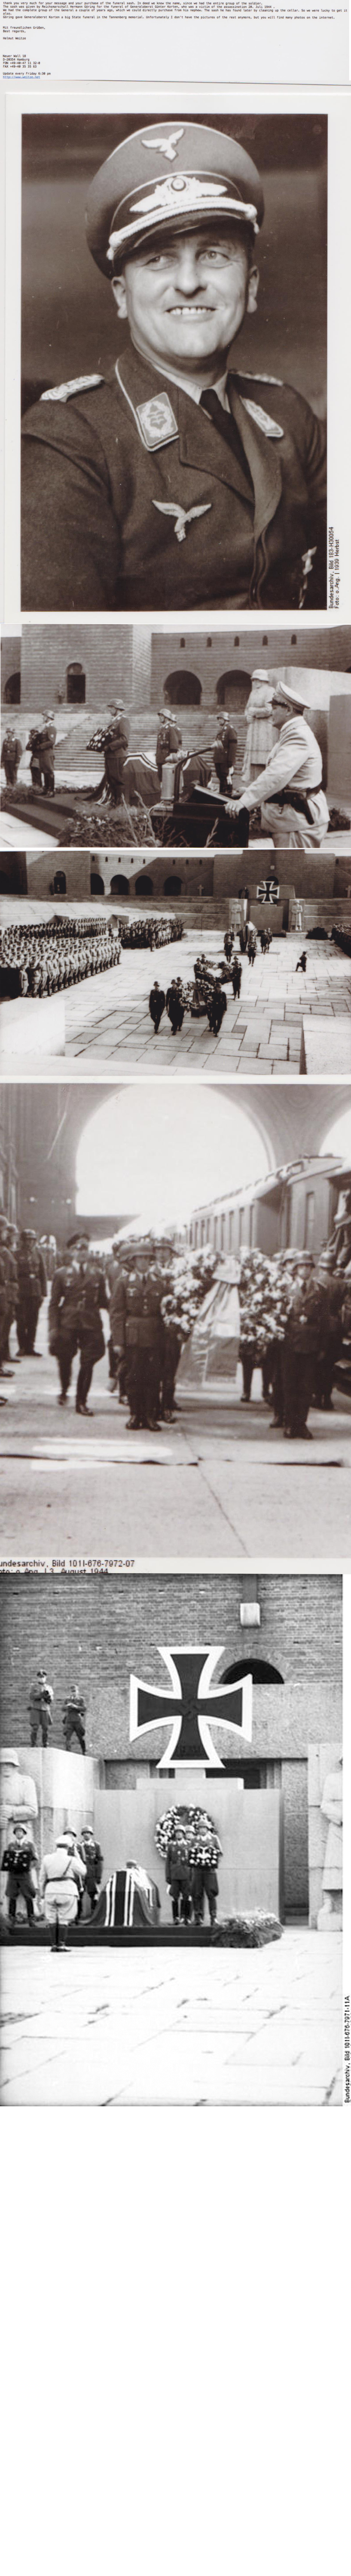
[235,370,283,388]
[40,374,103,405]
[241,396,284,441]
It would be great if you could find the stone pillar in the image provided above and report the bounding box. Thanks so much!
[131,628,152,711]
[1,1747,100,1868]
[308,1743,342,1926]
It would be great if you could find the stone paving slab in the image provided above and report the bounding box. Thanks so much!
[0,1931,342,2106]
[64,933,351,1076]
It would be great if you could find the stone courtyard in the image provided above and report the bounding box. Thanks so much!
[64,931,351,1073]
[0,1929,342,2105]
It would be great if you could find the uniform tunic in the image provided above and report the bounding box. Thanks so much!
[239,714,330,848]
[21,345,327,612]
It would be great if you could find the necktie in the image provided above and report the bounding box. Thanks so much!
[200,386,253,495]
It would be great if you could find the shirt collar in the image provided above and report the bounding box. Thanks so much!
[124,348,230,409]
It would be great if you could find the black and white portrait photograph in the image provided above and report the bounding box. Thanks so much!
[20,110,327,612]
[0,1568,343,2104]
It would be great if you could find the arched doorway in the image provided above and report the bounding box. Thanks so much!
[4,672,21,705]
[164,875,182,896]
[52,870,67,896]
[90,872,104,895]
[217,671,251,710]
[165,670,201,707]
[221,1659,284,1686]
[66,663,86,705]
[110,875,130,896]
[0,857,27,894]
[134,874,154,897]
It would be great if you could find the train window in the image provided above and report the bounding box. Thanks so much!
[304,1191,315,1249]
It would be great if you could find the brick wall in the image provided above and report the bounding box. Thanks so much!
[0,1573,342,1762]
[150,635,351,714]
[20,627,134,711]
[1,638,21,700]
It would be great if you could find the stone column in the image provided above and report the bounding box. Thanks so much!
[308,1743,342,1926]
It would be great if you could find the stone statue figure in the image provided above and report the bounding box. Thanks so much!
[317,1756,342,1929]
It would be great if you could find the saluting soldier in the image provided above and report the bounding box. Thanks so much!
[21,119,327,613]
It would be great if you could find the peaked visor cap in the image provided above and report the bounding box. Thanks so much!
[85,120,264,275]
[272,681,308,712]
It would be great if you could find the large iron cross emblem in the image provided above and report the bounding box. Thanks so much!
[256,879,280,903]
[130,1649,253,1770]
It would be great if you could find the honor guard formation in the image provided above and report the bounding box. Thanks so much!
[21,119,327,612]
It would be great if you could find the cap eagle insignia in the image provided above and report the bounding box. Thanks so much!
[141,128,185,162]
[153,498,212,543]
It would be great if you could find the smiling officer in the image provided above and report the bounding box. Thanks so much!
[21,118,327,611]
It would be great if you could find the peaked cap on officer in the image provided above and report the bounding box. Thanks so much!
[272,680,308,712]
[85,120,264,276]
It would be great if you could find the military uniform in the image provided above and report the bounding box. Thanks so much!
[21,354,326,612]
[212,716,238,791]
[75,1261,108,1415]
[28,1677,53,1746]
[3,1833,38,1924]
[16,1232,46,1356]
[1,732,22,787]
[40,722,56,795]
[149,983,165,1034]
[237,692,330,847]
[62,1691,87,1753]
[21,118,326,612]
[103,717,129,800]
[156,716,182,780]
[49,1259,81,1401]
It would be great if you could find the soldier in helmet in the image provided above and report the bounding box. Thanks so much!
[3,1821,39,1926]
[156,708,182,781]
[1,727,22,789]
[21,118,326,614]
